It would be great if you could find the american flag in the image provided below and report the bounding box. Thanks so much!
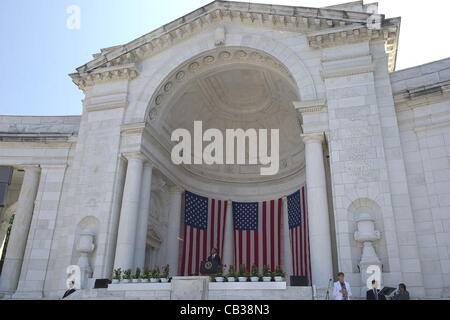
[180,191,228,276]
[232,199,282,272]
[287,186,311,279]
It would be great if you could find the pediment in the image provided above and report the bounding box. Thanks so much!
[69,0,400,90]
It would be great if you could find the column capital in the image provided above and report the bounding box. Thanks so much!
[17,165,40,172]
[168,185,184,194]
[143,160,154,169]
[301,132,325,144]
[122,152,145,162]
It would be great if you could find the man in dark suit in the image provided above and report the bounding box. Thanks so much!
[366,280,386,300]
[207,247,221,266]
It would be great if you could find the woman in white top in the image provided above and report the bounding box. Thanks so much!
[333,272,352,300]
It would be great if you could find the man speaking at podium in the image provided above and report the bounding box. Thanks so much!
[200,248,221,275]
[208,248,221,265]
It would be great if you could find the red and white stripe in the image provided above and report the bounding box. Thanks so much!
[290,186,312,279]
[180,199,228,276]
[234,198,282,272]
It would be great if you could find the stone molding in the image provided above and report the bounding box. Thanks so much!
[70,1,399,78]
[147,47,295,122]
[168,185,184,194]
[301,132,325,144]
[293,99,327,114]
[122,151,146,162]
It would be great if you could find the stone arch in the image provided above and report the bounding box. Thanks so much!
[347,198,389,273]
[131,31,317,124]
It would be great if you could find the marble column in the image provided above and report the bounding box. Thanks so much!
[134,162,153,270]
[0,166,40,293]
[222,200,234,269]
[301,133,333,287]
[282,197,293,281]
[166,186,183,276]
[113,153,144,271]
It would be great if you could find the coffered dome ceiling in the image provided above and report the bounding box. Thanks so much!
[153,50,305,183]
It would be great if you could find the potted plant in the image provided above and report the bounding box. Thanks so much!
[150,266,160,283]
[112,268,121,284]
[160,264,170,283]
[141,269,150,283]
[226,265,237,282]
[215,264,225,282]
[250,264,260,282]
[262,265,271,282]
[274,266,285,282]
[122,269,132,283]
[132,267,141,283]
[238,264,248,282]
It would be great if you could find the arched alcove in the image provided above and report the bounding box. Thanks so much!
[347,198,389,273]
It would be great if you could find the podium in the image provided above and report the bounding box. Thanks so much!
[200,260,219,275]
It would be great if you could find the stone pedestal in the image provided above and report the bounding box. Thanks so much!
[170,276,209,300]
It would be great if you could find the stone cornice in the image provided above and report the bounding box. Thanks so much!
[70,62,139,92]
[70,1,398,82]
[308,18,400,72]
[394,81,450,109]
[293,99,328,114]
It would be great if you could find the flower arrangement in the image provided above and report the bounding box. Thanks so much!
[161,264,170,279]
[262,265,271,277]
[275,266,286,277]
[226,265,237,279]
[251,264,260,278]
[123,269,132,280]
[217,264,224,277]
[132,267,141,279]
[112,268,122,280]
[238,264,247,277]
[151,266,160,279]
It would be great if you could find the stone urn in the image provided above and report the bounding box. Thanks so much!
[354,212,382,295]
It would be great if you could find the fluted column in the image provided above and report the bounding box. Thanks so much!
[222,200,234,268]
[166,186,183,276]
[301,132,333,287]
[113,152,144,271]
[282,197,293,281]
[0,166,40,293]
[133,162,153,270]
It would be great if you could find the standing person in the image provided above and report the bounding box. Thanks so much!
[366,280,386,300]
[333,272,352,300]
[391,283,410,300]
[62,281,76,299]
[207,247,221,266]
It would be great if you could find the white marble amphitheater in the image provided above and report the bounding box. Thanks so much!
[0,0,449,300]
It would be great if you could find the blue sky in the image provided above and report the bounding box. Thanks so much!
[1,0,449,116]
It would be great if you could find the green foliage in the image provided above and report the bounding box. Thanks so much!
[275,266,285,277]
[133,267,141,279]
[161,264,170,278]
[151,266,160,278]
[113,268,122,280]
[123,269,132,280]
[238,264,247,277]
[251,264,260,277]
[217,264,224,276]
[226,265,236,278]
[262,265,271,277]
[142,269,151,279]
